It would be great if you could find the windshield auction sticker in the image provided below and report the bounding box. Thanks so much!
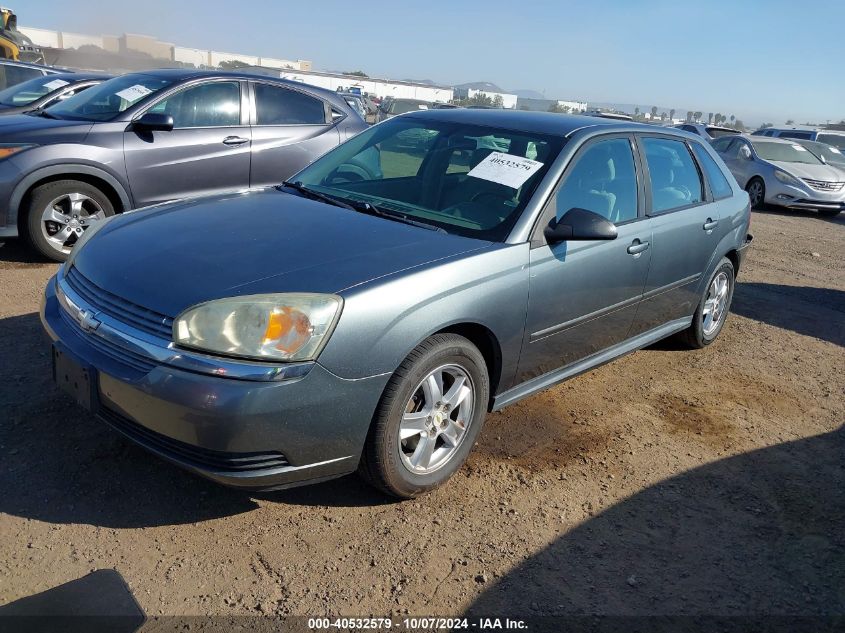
[43,79,70,91]
[115,84,154,103]
[467,152,544,189]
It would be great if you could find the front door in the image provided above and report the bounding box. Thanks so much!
[517,135,652,383]
[124,80,251,206]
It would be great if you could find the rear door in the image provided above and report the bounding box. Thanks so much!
[516,135,652,382]
[247,81,340,186]
[629,135,723,335]
[123,79,251,206]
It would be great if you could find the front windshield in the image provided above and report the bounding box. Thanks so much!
[292,116,564,240]
[44,74,173,122]
[751,140,823,165]
[0,74,71,106]
[802,141,845,165]
[391,101,428,115]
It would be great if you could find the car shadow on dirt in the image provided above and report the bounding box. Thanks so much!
[0,311,392,529]
[465,426,845,627]
[752,206,844,226]
[732,282,844,347]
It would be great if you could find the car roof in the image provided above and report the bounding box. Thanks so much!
[118,68,350,107]
[0,59,64,73]
[39,71,112,82]
[404,108,658,137]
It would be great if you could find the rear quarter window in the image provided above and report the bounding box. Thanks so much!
[690,143,734,199]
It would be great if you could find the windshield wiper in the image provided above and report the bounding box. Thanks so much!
[280,181,357,211]
[27,108,58,119]
[348,201,446,233]
[281,181,445,233]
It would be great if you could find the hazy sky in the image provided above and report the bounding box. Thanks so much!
[24,0,845,124]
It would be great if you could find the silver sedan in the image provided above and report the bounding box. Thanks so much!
[712,135,844,217]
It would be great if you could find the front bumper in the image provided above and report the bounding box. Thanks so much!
[40,274,390,490]
[764,179,845,211]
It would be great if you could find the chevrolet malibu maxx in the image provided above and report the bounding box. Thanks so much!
[41,110,752,498]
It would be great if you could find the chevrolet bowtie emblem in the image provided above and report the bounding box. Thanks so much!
[75,308,101,333]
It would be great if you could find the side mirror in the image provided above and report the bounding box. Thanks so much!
[739,145,752,160]
[544,208,618,244]
[133,112,174,132]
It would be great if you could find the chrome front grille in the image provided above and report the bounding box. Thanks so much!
[59,306,156,374]
[65,267,174,339]
[802,179,844,192]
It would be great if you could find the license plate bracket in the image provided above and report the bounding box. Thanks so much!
[52,345,98,413]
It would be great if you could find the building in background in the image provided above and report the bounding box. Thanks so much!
[249,67,453,103]
[18,25,312,71]
[517,97,588,112]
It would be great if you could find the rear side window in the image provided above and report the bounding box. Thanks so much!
[150,81,240,128]
[642,137,703,214]
[690,143,734,200]
[254,83,327,125]
[556,137,639,223]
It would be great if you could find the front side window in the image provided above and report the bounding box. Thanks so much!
[254,83,327,125]
[292,117,563,241]
[642,137,703,214]
[148,81,240,128]
[46,74,173,121]
[690,143,734,199]
[555,138,638,224]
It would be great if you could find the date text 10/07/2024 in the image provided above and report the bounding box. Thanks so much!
[307,617,529,630]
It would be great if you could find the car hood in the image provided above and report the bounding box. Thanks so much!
[769,160,844,182]
[71,188,491,317]
[0,113,93,141]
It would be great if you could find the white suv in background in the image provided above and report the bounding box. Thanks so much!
[752,127,845,152]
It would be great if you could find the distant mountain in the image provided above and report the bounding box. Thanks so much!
[511,88,546,99]
[454,81,507,92]
[401,78,437,85]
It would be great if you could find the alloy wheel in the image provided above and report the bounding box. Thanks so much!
[398,364,474,475]
[40,192,106,255]
[747,180,764,208]
[702,271,730,336]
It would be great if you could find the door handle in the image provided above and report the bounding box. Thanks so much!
[627,239,650,256]
[222,136,249,146]
[703,218,719,231]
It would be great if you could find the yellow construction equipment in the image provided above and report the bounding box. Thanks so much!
[0,7,45,64]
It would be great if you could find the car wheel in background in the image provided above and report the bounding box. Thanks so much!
[24,180,115,262]
[746,177,766,210]
[359,333,490,498]
[680,257,735,349]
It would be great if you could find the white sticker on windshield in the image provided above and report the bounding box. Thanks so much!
[792,145,807,151]
[831,147,842,155]
[43,79,69,91]
[418,104,428,110]
[115,84,153,103]
[467,151,544,189]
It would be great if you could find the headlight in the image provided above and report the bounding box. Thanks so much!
[0,144,36,160]
[174,294,343,362]
[774,170,802,187]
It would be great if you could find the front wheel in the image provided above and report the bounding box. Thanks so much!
[359,334,490,498]
[746,177,766,210]
[680,257,735,349]
[24,180,115,262]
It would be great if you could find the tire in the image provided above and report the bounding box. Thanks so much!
[745,177,766,210]
[24,180,115,262]
[359,333,490,498]
[680,257,735,349]
[817,208,841,218]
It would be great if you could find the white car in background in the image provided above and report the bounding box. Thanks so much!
[712,135,844,217]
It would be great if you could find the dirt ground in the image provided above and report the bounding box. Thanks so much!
[0,208,842,622]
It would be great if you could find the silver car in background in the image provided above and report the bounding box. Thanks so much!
[376,98,432,123]
[712,135,844,217]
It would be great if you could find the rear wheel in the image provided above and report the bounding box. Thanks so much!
[680,257,735,349]
[359,334,489,498]
[746,177,765,210]
[24,180,114,262]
